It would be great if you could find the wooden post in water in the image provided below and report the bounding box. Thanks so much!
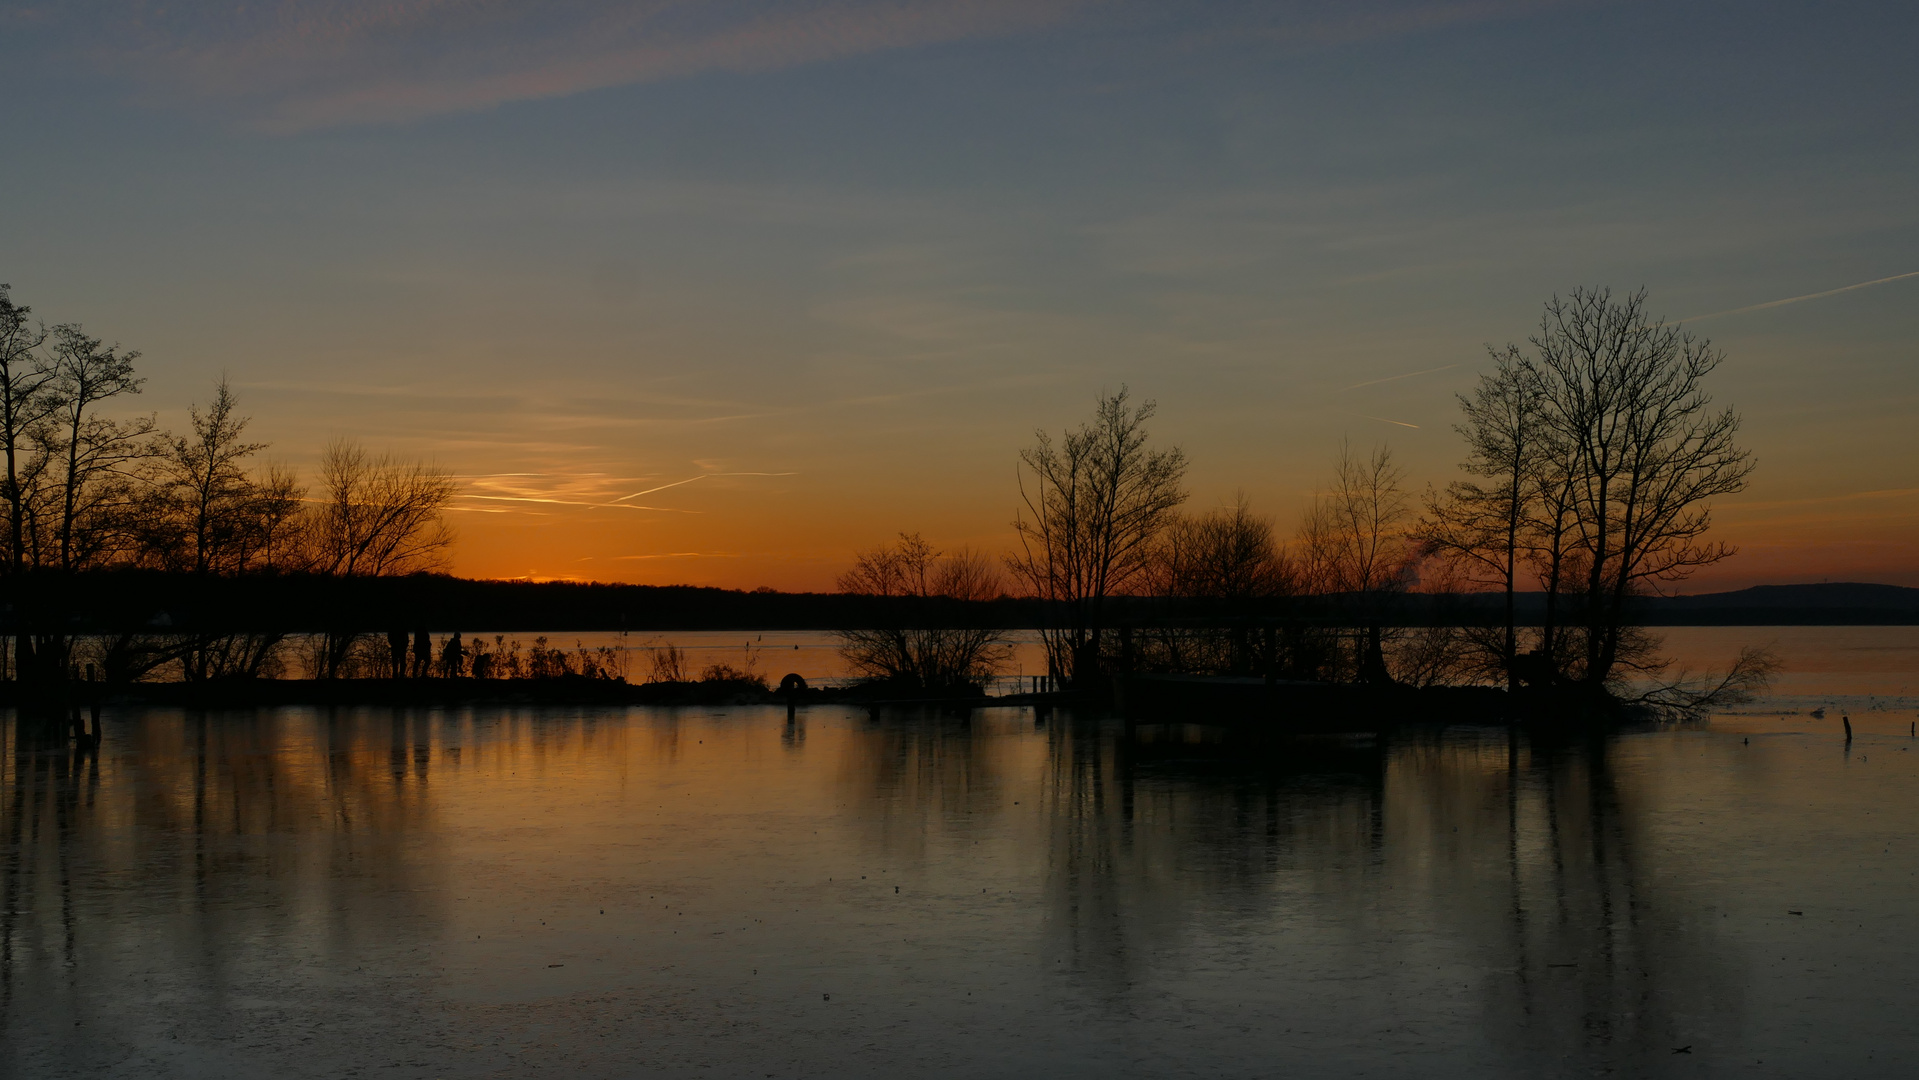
[1842,715,1853,742]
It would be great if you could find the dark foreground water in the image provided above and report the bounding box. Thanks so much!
[3,639,1917,1077]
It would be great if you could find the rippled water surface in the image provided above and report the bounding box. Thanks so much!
[3,628,1917,1077]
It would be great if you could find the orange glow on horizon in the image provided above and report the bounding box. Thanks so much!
[443,480,1919,594]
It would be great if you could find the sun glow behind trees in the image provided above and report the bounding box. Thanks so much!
[834,289,1767,701]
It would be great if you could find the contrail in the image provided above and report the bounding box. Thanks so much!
[613,552,732,560]
[1341,363,1459,391]
[460,494,701,513]
[611,475,709,503]
[1357,413,1420,429]
[1683,271,1919,323]
[611,470,797,503]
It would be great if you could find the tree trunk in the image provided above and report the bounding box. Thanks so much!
[1358,625,1393,685]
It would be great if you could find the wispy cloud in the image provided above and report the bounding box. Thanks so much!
[20,0,1618,130]
[454,467,795,517]
[1148,0,1595,58]
[61,0,1093,130]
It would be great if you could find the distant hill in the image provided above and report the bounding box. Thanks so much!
[1660,583,1919,610]
[1441,582,1919,625]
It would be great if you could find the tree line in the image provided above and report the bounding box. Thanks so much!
[838,287,1770,709]
[0,283,456,718]
[0,280,1765,719]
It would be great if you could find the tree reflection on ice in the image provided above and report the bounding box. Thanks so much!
[0,703,1899,1078]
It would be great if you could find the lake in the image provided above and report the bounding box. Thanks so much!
[2,626,1916,1077]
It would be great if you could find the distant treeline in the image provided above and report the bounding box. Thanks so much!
[8,571,1913,633]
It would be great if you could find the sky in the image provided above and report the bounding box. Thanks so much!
[1,0,1914,591]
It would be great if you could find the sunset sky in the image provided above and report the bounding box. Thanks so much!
[2,0,1913,590]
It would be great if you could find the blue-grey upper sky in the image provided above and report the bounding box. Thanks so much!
[2,0,1914,587]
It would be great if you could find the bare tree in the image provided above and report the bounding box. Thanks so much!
[1298,441,1415,683]
[156,378,269,575]
[1139,494,1294,674]
[1008,387,1187,685]
[837,532,1010,690]
[1521,416,1583,681]
[1303,440,1415,595]
[0,324,161,696]
[313,439,455,576]
[311,439,456,677]
[109,381,312,683]
[1532,288,1755,688]
[152,388,310,574]
[1150,493,1294,603]
[249,463,310,572]
[1384,556,1482,689]
[42,324,158,573]
[1421,289,1760,698]
[0,285,57,576]
[1419,349,1545,689]
[0,286,58,693]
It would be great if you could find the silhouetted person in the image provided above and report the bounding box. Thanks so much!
[412,628,432,679]
[387,628,408,679]
[439,633,466,679]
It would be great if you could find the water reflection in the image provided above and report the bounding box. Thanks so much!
[0,704,1857,1077]
[1037,722,1385,1001]
[1387,730,1740,1074]
[834,708,1744,1075]
[3,710,447,1017]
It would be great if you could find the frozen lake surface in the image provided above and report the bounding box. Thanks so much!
[3,627,1916,1077]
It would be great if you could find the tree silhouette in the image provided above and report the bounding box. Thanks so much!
[837,532,1009,690]
[1533,288,1754,687]
[1420,351,1545,689]
[1009,387,1186,685]
[1423,288,1758,695]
